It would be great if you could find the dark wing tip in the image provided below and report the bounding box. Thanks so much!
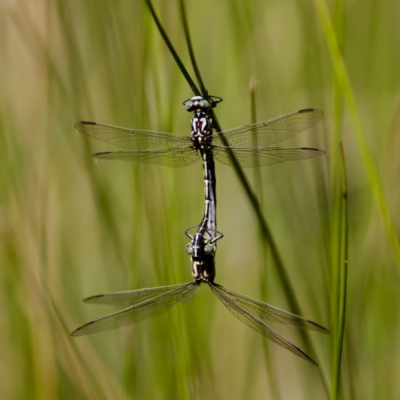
[298,108,324,115]
[91,152,111,157]
[91,152,112,164]
[306,354,319,367]
[83,294,105,303]
[308,320,330,334]
[70,321,94,337]
[291,343,319,366]
[298,148,326,158]
[298,108,324,122]
[74,121,97,130]
[301,147,326,153]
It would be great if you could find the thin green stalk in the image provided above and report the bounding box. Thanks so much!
[249,76,281,400]
[329,1,347,398]
[178,0,207,96]
[249,75,262,201]
[330,143,348,400]
[144,0,199,96]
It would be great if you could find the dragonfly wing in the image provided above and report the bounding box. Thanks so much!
[83,283,194,307]
[92,147,199,168]
[215,285,328,333]
[71,282,199,336]
[75,121,192,150]
[209,284,318,365]
[213,146,326,168]
[211,109,324,148]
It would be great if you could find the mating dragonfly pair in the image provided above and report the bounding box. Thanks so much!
[72,95,328,365]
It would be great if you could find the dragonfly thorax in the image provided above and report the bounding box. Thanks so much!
[185,218,217,283]
[191,110,213,137]
[183,95,222,146]
[191,256,216,283]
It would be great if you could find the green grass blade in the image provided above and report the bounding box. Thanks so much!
[313,0,400,272]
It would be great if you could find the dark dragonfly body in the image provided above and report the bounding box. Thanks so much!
[75,95,325,237]
[71,217,328,366]
[184,96,219,236]
[185,217,223,283]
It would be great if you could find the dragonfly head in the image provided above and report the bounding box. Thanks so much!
[185,242,216,258]
[185,218,212,258]
[182,95,223,112]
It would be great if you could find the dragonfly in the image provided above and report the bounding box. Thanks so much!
[75,96,325,236]
[71,217,328,366]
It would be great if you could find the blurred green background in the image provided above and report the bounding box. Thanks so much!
[1,1,399,399]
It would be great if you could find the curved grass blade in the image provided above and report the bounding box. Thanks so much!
[71,282,199,336]
[209,283,319,366]
[213,285,329,333]
[314,0,400,271]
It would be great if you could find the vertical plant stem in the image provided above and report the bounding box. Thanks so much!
[330,143,349,400]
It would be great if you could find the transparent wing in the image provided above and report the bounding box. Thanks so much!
[213,147,326,168]
[210,284,319,365]
[71,282,199,336]
[92,147,199,167]
[214,285,328,333]
[211,109,324,148]
[75,121,193,150]
[83,283,193,307]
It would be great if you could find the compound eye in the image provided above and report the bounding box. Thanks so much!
[199,99,211,109]
[183,100,194,111]
[204,244,215,255]
[185,243,194,255]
